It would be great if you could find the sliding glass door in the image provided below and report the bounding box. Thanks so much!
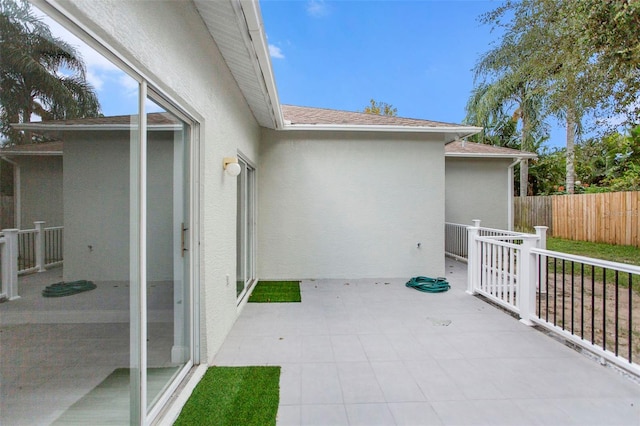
[0,3,195,425]
[236,157,256,300]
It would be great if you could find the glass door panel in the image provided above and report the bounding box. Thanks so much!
[236,158,255,300]
[145,99,191,411]
[0,3,137,423]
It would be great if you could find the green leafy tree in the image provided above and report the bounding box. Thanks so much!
[0,0,100,144]
[465,32,549,196]
[529,147,566,195]
[484,0,640,193]
[363,99,397,116]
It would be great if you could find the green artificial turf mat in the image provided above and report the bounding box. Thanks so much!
[248,280,301,303]
[174,366,280,426]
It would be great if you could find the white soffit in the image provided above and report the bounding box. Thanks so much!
[193,0,282,129]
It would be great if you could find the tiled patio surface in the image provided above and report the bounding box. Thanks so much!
[213,259,640,426]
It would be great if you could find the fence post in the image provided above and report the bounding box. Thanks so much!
[34,221,45,272]
[534,226,548,294]
[466,224,480,295]
[518,235,539,326]
[2,228,20,300]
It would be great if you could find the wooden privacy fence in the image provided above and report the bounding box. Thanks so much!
[515,191,640,247]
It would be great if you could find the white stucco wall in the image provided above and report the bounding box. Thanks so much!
[63,131,175,283]
[445,157,512,229]
[63,133,130,282]
[14,156,63,228]
[56,0,261,362]
[259,130,446,279]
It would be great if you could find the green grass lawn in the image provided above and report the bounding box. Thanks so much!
[174,366,280,426]
[546,237,640,291]
[547,237,640,266]
[248,280,301,303]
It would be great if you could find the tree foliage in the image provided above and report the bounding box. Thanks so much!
[470,0,640,195]
[530,126,640,194]
[0,0,100,144]
[363,99,397,116]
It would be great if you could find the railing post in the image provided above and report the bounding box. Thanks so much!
[518,235,539,326]
[2,228,20,300]
[466,224,480,295]
[534,226,547,249]
[534,226,548,294]
[34,221,45,272]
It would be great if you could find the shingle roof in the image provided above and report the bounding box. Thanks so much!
[282,105,466,128]
[445,140,537,158]
[0,141,63,155]
[29,112,179,127]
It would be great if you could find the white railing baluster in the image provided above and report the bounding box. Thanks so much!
[34,221,45,272]
[2,229,20,300]
[466,225,479,295]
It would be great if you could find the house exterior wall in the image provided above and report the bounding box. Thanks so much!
[445,157,511,229]
[14,156,63,228]
[63,131,175,283]
[259,130,446,279]
[57,0,262,362]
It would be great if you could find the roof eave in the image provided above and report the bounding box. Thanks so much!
[10,123,182,131]
[282,124,482,138]
[239,0,284,129]
[445,152,538,159]
[1,152,63,156]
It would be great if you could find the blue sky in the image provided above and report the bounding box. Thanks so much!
[37,0,567,148]
[261,0,566,148]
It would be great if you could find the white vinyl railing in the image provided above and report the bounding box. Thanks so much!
[445,220,534,262]
[0,221,64,301]
[464,220,639,377]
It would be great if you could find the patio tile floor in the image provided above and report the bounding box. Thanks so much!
[213,259,640,426]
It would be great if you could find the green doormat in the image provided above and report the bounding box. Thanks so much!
[248,280,301,303]
[175,366,280,426]
[42,280,96,297]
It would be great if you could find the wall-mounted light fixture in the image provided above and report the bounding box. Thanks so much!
[223,157,241,177]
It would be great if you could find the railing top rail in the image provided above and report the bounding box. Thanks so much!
[445,222,467,228]
[532,247,640,275]
[17,229,36,234]
[478,226,523,236]
[475,235,523,249]
[444,222,524,236]
[44,226,64,231]
[479,235,529,241]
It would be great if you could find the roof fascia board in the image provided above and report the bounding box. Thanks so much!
[11,123,182,132]
[236,0,284,129]
[445,152,538,159]
[282,124,482,134]
[0,152,63,156]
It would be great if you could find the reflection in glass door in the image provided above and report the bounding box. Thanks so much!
[145,99,191,412]
[236,158,255,299]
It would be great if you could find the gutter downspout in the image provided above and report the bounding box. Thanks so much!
[507,158,523,231]
[1,156,20,229]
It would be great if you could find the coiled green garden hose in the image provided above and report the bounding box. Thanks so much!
[42,280,96,297]
[405,276,450,293]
